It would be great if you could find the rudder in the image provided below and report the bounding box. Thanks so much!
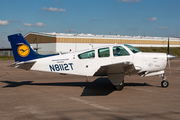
[8,33,38,62]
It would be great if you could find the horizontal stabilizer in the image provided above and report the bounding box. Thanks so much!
[8,61,36,70]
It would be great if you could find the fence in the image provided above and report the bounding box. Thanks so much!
[0,51,13,56]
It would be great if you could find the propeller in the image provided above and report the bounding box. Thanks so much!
[167,37,176,75]
[167,37,169,54]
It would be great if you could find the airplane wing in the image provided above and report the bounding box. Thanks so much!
[93,62,137,76]
[8,61,36,70]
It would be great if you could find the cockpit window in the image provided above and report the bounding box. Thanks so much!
[98,47,110,58]
[78,50,95,59]
[124,44,141,53]
[113,46,130,56]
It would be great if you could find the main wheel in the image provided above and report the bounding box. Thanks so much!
[114,80,124,91]
[161,80,169,88]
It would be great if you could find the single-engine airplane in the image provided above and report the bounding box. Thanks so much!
[8,33,176,90]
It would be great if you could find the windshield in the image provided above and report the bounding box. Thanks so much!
[124,44,141,53]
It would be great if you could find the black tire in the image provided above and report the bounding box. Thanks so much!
[161,80,169,88]
[114,80,124,91]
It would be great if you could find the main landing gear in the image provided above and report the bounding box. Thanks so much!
[161,74,169,88]
[108,74,125,91]
[113,80,124,91]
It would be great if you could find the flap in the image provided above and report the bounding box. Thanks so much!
[93,61,136,76]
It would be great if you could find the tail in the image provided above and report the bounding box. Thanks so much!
[8,33,57,62]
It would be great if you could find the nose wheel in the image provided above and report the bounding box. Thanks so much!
[161,74,169,88]
[161,80,169,87]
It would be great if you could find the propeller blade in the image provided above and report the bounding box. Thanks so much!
[168,59,171,75]
[167,37,171,75]
[167,37,169,55]
[166,38,176,75]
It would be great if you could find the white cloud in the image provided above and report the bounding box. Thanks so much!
[42,7,66,12]
[158,26,167,29]
[117,0,141,2]
[24,23,32,26]
[34,22,47,26]
[147,17,157,21]
[0,20,9,25]
[24,22,46,27]
[8,19,21,22]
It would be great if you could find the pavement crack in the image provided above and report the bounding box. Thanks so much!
[0,72,9,77]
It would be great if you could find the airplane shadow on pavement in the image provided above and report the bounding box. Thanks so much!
[1,78,152,96]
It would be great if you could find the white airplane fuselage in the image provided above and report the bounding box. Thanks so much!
[30,45,167,77]
[8,33,175,90]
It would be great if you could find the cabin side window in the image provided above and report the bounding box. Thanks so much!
[98,47,110,58]
[124,44,140,53]
[113,46,130,57]
[78,50,95,59]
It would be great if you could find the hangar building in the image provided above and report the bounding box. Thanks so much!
[24,32,180,54]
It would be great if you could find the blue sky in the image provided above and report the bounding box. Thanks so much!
[0,0,180,47]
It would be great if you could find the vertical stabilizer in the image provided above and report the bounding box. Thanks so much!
[8,33,58,62]
[8,33,38,62]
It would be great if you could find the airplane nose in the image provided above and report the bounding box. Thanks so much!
[167,54,176,60]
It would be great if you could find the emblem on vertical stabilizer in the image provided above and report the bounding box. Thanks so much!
[17,44,30,57]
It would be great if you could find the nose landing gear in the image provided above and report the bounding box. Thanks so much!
[161,74,169,88]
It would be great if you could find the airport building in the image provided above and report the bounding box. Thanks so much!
[24,32,180,54]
